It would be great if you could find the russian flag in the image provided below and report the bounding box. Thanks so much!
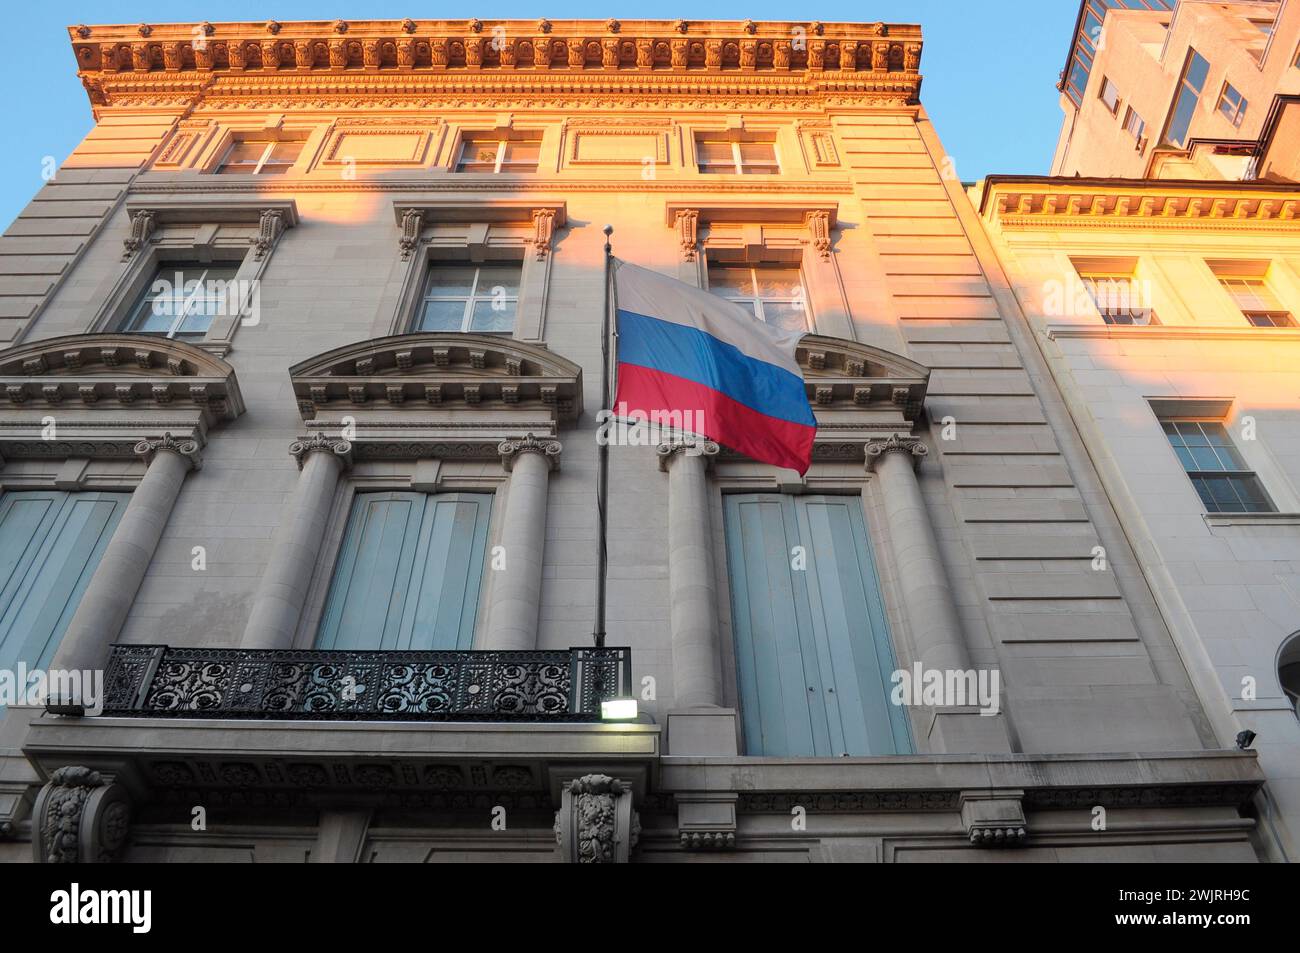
[612,260,816,474]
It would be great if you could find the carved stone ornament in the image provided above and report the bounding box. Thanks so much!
[657,438,720,472]
[135,431,202,470]
[499,432,562,472]
[250,208,286,260]
[121,208,156,261]
[674,208,699,262]
[864,434,927,472]
[32,766,132,864]
[805,209,832,261]
[399,207,425,260]
[553,774,641,863]
[289,433,353,470]
[531,208,556,260]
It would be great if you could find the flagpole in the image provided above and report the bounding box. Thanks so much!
[594,225,613,648]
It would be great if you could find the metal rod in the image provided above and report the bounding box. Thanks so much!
[594,225,613,647]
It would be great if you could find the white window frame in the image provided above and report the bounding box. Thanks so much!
[121,262,244,341]
[216,136,304,175]
[695,137,780,175]
[414,261,522,334]
[1098,76,1122,116]
[455,135,541,174]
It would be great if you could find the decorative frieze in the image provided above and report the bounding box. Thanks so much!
[987,184,1300,231]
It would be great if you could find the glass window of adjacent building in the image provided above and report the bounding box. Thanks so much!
[455,134,541,173]
[1161,419,1276,513]
[706,261,809,331]
[1062,0,1177,107]
[1076,265,1157,325]
[1122,106,1146,146]
[1217,82,1248,127]
[1209,263,1295,327]
[1099,77,1122,115]
[216,135,304,175]
[1163,49,1211,148]
[414,261,520,333]
[120,262,243,340]
[696,137,779,175]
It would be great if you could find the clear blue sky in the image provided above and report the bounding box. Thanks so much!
[0,1,1078,227]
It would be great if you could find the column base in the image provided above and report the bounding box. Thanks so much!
[665,707,739,756]
[924,707,1014,754]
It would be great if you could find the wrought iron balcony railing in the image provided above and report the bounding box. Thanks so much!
[101,644,631,722]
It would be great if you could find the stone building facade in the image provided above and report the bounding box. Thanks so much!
[0,18,1266,863]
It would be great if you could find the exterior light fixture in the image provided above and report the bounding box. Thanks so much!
[601,697,637,721]
[1235,729,1257,750]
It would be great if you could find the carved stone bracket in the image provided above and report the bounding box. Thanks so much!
[674,208,699,262]
[289,433,353,470]
[553,774,640,863]
[805,209,832,262]
[135,431,202,471]
[864,434,927,473]
[531,208,556,261]
[121,209,156,261]
[499,432,561,472]
[399,207,425,260]
[677,791,738,849]
[657,438,720,472]
[250,208,286,260]
[32,766,131,863]
[960,790,1028,848]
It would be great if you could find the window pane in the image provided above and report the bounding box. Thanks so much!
[217,139,268,173]
[469,298,517,333]
[419,300,467,331]
[423,265,478,298]
[457,137,500,171]
[753,267,801,299]
[738,141,777,163]
[474,263,521,298]
[1186,51,1210,91]
[697,140,733,162]
[1166,89,1199,147]
[759,301,808,332]
[707,266,753,296]
[501,139,540,169]
[273,140,304,164]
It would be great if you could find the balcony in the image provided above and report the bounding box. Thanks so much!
[101,644,632,722]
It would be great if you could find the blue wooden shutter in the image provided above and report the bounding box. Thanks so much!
[316,491,492,651]
[0,491,129,678]
[723,494,912,756]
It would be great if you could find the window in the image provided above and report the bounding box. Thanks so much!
[696,137,779,175]
[1123,106,1147,145]
[1062,0,1178,107]
[1216,275,1294,327]
[216,136,303,175]
[1161,420,1275,513]
[415,261,520,333]
[706,262,809,331]
[1099,76,1122,115]
[455,134,541,173]
[121,262,243,341]
[1217,82,1248,127]
[1077,270,1156,325]
[0,491,129,688]
[1163,49,1211,148]
[723,495,912,757]
[316,492,492,651]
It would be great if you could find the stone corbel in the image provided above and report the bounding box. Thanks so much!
[121,209,156,261]
[865,433,927,472]
[399,208,425,260]
[553,774,640,863]
[677,792,738,850]
[805,209,832,262]
[674,208,699,262]
[531,208,556,261]
[960,790,1027,848]
[499,433,561,472]
[32,766,131,863]
[250,208,286,261]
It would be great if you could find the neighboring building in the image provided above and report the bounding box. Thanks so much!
[1052,0,1300,180]
[0,18,1266,863]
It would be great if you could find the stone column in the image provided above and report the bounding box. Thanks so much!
[51,433,199,675]
[240,434,351,651]
[481,435,560,651]
[658,440,723,709]
[865,434,1010,753]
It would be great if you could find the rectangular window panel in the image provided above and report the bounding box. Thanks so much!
[1123,106,1147,144]
[706,262,809,331]
[1216,275,1293,327]
[121,263,242,341]
[1078,271,1156,325]
[1164,49,1210,148]
[0,491,128,689]
[1217,82,1248,126]
[1161,420,1276,513]
[216,137,303,175]
[723,494,912,757]
[1099,77,1122,115]
[416,261,521,333]
[315,492,493,651]
[455,135,541,173]
[695,137,777,174]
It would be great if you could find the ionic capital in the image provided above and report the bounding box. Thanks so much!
[865,434,927,473]
[499,433,562,472]
[289,433,353,470]
[134,431,201,471]
[657,438,720,472]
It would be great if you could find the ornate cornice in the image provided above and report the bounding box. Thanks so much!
[499,433,562,472]
[865,434,927,472]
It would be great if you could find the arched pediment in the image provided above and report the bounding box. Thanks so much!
[0,333,244,423]
[290,333,583,423]
[796,334,929,420]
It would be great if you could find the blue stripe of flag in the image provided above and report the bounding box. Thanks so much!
[616,309,815,428]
